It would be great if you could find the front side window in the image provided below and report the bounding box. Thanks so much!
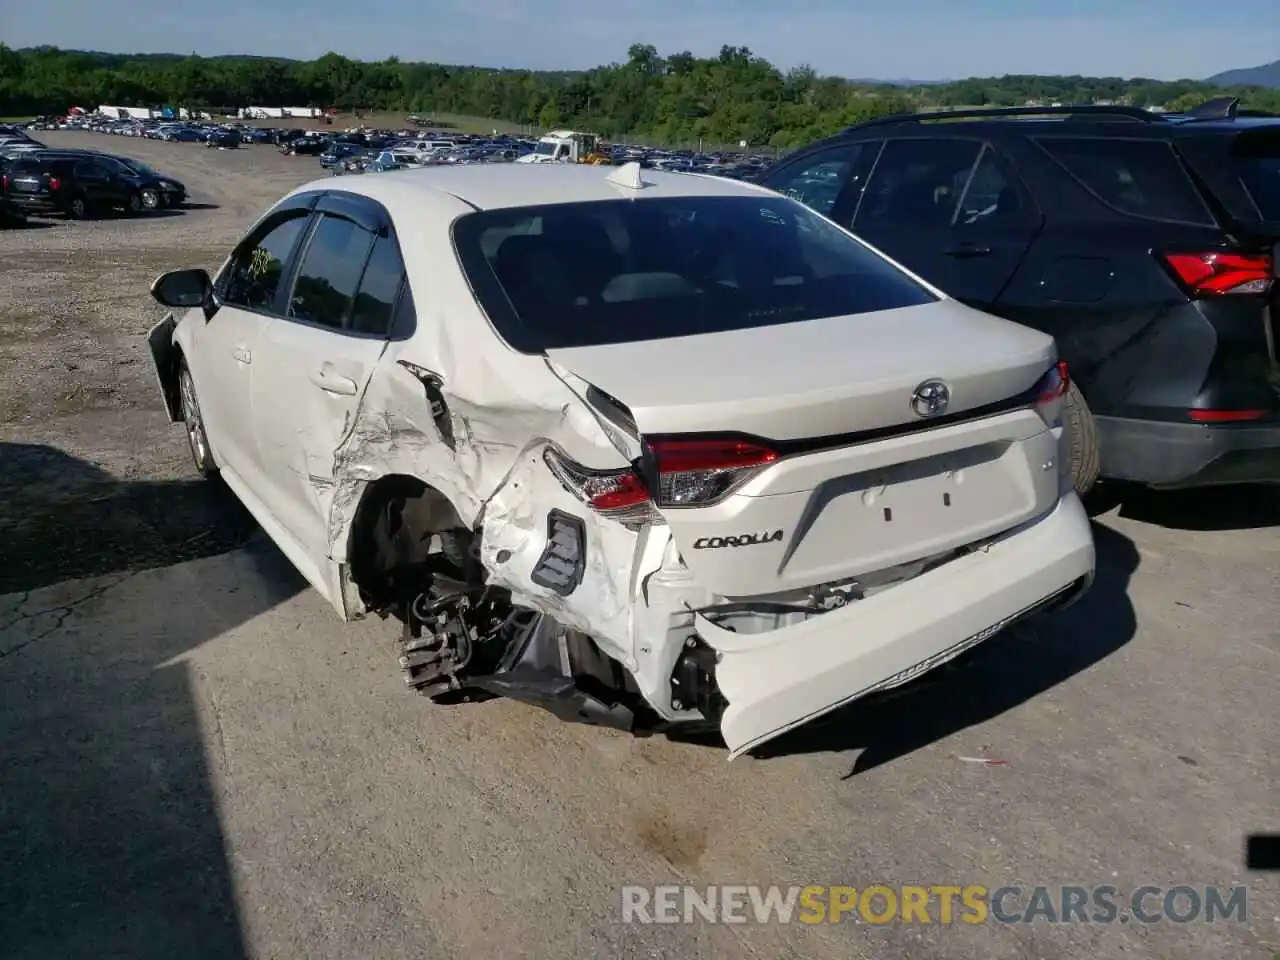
[453,194,937,353]
[855,139,984,228]
[221,213,310,313]
[286,214,377,329]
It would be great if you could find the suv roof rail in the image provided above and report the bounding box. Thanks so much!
[843,104,1164,132]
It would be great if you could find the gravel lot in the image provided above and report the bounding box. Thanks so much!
[1,131,1278,960]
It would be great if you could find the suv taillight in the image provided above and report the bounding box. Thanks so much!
[1160,250,1273,296]
[47,176,61,191]
[543,438,780,527]
[1,174,6,191]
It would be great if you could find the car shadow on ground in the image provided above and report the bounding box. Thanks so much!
[745,521,1140,774]
[1089,481,1280,531]
[180,202,220,211]
[0,442,302,960]
[3,218,58,230]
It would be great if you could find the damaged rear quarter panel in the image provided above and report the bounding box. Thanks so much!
[318,183,643,662]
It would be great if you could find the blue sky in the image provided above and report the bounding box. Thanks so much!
[5,0,1278,80]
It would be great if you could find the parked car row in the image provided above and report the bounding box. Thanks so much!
[752,98,1280,496]
[1,127,187,223]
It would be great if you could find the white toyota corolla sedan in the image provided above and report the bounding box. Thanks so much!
[148,161,1095,758]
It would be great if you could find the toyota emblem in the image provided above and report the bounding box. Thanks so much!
[911,379,950,418]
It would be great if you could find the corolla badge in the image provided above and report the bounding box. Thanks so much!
[911,379,950,418]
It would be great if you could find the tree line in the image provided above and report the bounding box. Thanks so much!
[3,43,1279,148]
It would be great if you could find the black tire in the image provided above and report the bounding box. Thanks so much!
[1062,381,1101,498]
[178,361,218,479]
[126,191,143,215]
[67,194,89,220]
[139,188,161,211]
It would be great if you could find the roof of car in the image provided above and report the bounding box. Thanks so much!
[302,162,775,212]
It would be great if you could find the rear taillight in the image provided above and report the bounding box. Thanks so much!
[543,448,660,526]
[1,174,6,191]
[543,436,781,527]
[1030,360,1069,426]
[647,438,778,507]
[1188,408,1266,423]
[1160,251,1273,296]
[47,176,61,191]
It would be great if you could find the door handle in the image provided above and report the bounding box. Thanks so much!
[231,344,252,364]
[943,243,993,258]
[309,367,358,396]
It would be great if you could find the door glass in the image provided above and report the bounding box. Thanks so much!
[222,214,310,313]
[287,214,376,329]
[763,144,870,217]
[350,233,405,335]
[954,147,1025,226]
[1034,137,1214,225]
[855,139,983,228]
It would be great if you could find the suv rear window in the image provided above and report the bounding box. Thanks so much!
[452,195,937,353]
[1034,137,1215,226]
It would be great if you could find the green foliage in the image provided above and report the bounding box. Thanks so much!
[3,44,1279,148]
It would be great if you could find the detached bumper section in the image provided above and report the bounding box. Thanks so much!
[696,492,1096,759]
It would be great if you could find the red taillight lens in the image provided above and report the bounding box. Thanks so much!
[1029,360,1070,426]
[1,174,7,191]
[648,438,779,507]
[1188,408,1266,423]
[543,447,659,526]
[47,176,61,191]
[1033,360,1070,405]
[543,436,781,525]
[1160,251,1273,296]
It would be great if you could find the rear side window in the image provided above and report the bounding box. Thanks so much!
[288,214,376,329]
[350,232,405,335]
[1034,137,1214,226]
[1235,135,1280,220]
[452,195,937,353]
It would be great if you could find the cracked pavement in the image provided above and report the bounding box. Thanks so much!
[0,132,1278,960]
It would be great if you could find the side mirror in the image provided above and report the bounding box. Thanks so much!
[151,268,212,308]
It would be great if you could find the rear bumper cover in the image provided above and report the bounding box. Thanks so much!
[1095,416,1280,487]
[696,492,1096,759]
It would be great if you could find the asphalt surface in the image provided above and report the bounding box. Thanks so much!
[0,131,1277,960]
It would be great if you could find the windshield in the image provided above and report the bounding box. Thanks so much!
[534,141,557,156]
[452,195,938,353]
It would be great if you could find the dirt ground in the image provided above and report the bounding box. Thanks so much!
[1,131,1278,960]
[0,132,319,590]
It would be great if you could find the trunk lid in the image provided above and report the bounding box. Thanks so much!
[545,299,1054,441]
[548,300,1062,597]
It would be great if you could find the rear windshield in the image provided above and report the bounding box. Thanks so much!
[452,195,938,353]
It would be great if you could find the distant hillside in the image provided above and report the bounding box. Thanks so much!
[1205,60,1280,89]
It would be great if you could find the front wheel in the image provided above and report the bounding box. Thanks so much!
[1062,381,1101,498]
[178,361,218,479]
[139,188,161,211]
